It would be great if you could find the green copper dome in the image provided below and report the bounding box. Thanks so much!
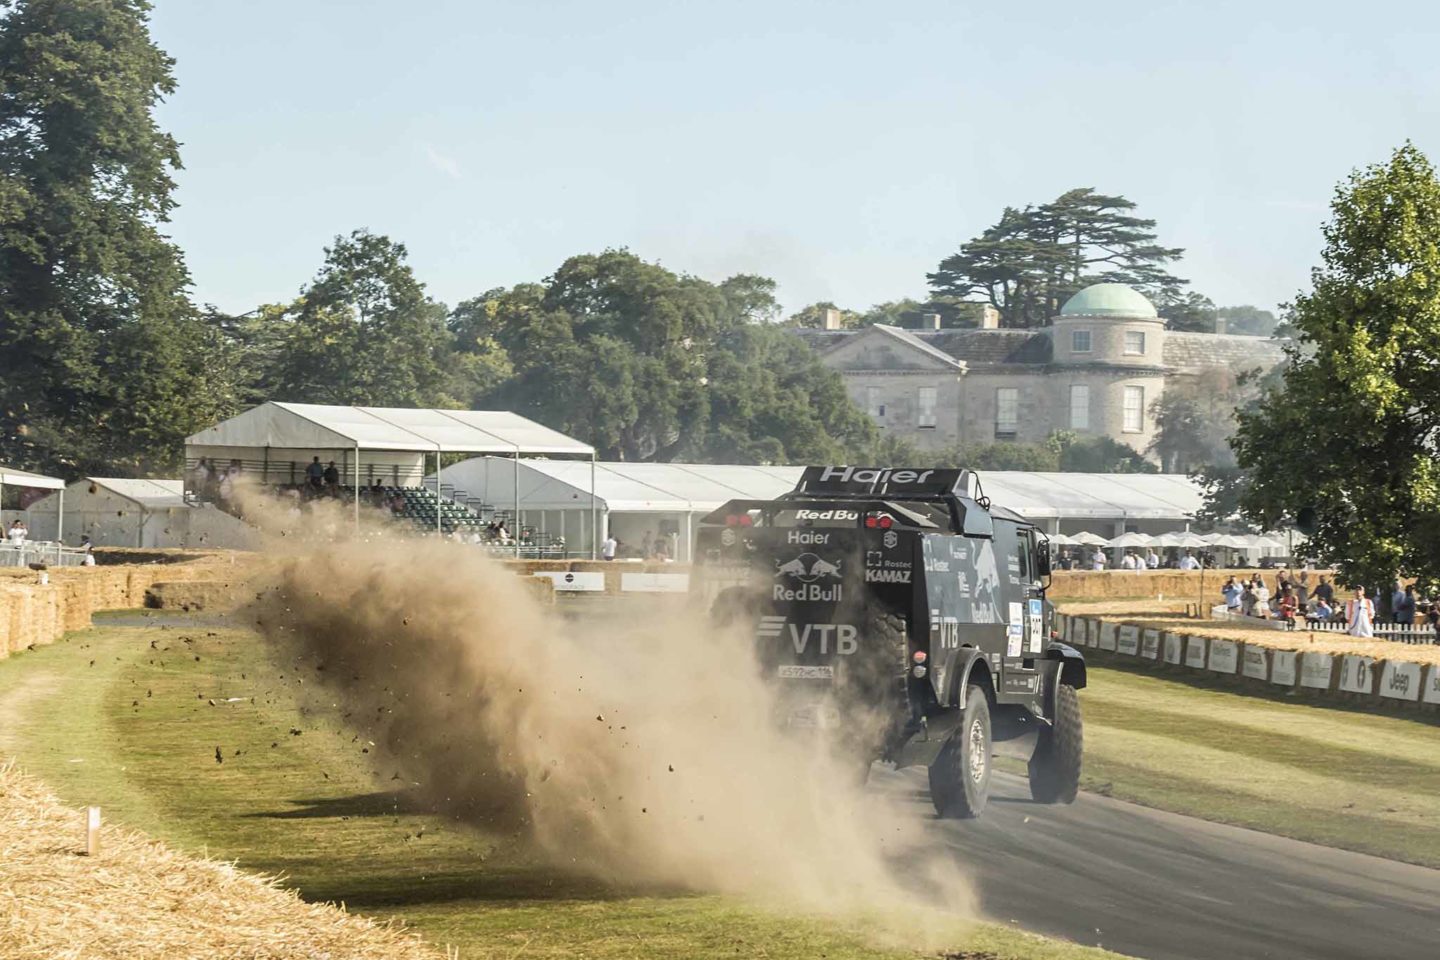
[1059,283,1157,319]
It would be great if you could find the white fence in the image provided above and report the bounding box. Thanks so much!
[0,542,90,568]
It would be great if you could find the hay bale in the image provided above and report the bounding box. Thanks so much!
[142,580,247,612]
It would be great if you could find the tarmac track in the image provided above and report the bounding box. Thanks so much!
[869,768,1440,960]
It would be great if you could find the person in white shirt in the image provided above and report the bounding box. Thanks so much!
[1145,549,1160,569]
[601,534,617,561]
[1179,552,1200,571]
[1090,549,1106,570]
[1119,552,1138,571]
[79,535,96,566]
[1345,587,1375,637]
[7,520,27,545]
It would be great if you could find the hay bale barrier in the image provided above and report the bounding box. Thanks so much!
[0,761,440,960]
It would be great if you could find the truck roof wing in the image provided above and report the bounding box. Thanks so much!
[793,466,977,500]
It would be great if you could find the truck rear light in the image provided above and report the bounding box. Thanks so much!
[724,513,754,527]
[864,512,893,529]
[912,650,927,663]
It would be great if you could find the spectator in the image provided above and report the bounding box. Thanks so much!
[1221,577,1242,612]
[1091,549,1106,571]
[78,534,96,566]
[1179,551,1200,571]
[652,538,671,561]
[1145,547,1159,569]
[1312,596,1334,622]
[641,530,654,559]
[1428,602,1440,643]
[1055,549,1073,570]
[305,456,324,494]
[191,458,212,496]
[1314,575,1335,607]
[1240,579,1257,617]
[1277,586,1298,622]
[1253,578,1272,619]
[1119,551,1137,571]
[7,520,27,545]
[1295,572,1311,611]
[1346,587,1375,637]
[322,461,340,493]
[601,534,617,561]
[369,478,385,505]
[1396,584,1417,627]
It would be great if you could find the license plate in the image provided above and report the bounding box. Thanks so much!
[786,704,840,729]
[777,665,834,679]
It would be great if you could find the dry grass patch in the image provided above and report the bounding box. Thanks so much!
[0,760,441,960]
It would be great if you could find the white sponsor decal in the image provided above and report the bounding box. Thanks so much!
[777,665,834,680]
[1117,625,1139,656]
[720,527,737,546]
[818,466,935,485]
[882,530,899,549]
[756,617,859,656]
[795,509,858,521]
[1006,634,1022,658]
[786,529,830,546]
[533,571,605,592]
[1164,633,1183,664]
[1422,666,1440,705]
[1242,646,1268,681]
[1027,599,1044,654]
[1338,655,1376,695]
[1300,652,1333,689]
[1207,638,1239,674]
[1271,650,1298,686]
[619,573,689,593]
[925,558,951,573]
[1379,661,1422,702]
[1098,623,1117,652]
[775,553,842,582]
[1008,602,1023,637]
[864,568,911,583]
[1141,628,1160,659]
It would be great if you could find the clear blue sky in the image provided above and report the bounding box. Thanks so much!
[149,0,1440,318]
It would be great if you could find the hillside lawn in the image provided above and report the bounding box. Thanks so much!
[0,612,1119,960]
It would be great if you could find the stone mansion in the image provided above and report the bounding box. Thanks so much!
[795,283,1287,456]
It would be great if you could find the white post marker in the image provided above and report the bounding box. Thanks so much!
[85,805,101,857]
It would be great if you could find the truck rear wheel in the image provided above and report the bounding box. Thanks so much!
[928,684,991,819]
[1028,682,1082,804]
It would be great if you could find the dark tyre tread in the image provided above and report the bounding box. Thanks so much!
[929,683,991,819]
[1028,682,1083,804]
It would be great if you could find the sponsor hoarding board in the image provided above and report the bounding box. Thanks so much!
[1241,645,1268,681]
[1423,666,1440,705]
[1141,628,1160,660]
[1379,661,1422,702]
[1300,652,1334,690]
[1337,655,1377,695]
[1163,633,1183,664]
[1271,650,1297,686]
[533,571,605,592]
[1207,638,1239,674]
[620,573,690,593]
[1184,635,1208,668]
[1098,623,1117,652]
[1117,625,1139,656]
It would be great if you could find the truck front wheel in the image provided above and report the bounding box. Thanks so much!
[1028,682,1083,804]
[929,684,991,818]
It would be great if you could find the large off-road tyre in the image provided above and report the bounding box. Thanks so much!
[1028,682,1083,804]
[928,684,992,819]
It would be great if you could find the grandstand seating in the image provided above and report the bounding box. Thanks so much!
[383,486,485,534]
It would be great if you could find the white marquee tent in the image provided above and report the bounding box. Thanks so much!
[435,460,1216,562]
[185,403,596,541]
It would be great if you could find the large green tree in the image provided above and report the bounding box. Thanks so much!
[928,188,1188,328]
[0,0,236,475]
[1223,144,1440,589]
[264,230,453,407]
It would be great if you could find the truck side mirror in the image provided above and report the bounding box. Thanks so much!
[1036,543,1051,577]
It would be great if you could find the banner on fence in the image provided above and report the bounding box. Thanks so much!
[1164,633,1183,664]
[1241,645,1268,681]
[1207,638,1239,674]
[1300,652,1334,689]
[1098,622,1117,652]
[1142,628,1160,659]
[1338,655,1377,695]
[1423,665,1440,706]
[620,573,690,593]
[1185,635,1208,668]
[1379,661,1422,702]
[1117,625,1139,656]
[1271,650,1297,686]
[533,571,605,592]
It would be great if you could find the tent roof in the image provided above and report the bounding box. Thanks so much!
[0,464,64,490]
[446,459,1206,521]
[186,402,593,456]
[89,478,186,508]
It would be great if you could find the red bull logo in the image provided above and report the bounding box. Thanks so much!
[774,552,844,602]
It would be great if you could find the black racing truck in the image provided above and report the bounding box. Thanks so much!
[695,465,1085,818]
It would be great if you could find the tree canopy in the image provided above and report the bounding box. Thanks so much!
[0,0,236,475]
[928,188,1188,328]
[1220,144,1440,589]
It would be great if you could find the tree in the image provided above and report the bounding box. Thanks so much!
[929,188,1187,328]
[786,301,862,329]
[1056,435,1156,474]
[0,0,236,475]
[1216,305,1279,337]
[1156,291,1217,332]
[1148,369,1255,472]
[266,230,453,407]
[1222,144,1440,589]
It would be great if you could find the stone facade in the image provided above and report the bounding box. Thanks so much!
[796,284,1287,457]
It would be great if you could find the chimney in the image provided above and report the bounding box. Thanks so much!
[922,312,942,331]
[978,304,1001,329]
[822,307,842,331]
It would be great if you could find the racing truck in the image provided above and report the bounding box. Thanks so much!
[695,465,1085,818]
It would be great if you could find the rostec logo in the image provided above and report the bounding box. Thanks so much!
[774,553,843,602]
[756,616,858,655]
[818,466,934,485]
[795,509,858,521]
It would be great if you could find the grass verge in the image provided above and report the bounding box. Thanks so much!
[0,616,1121,960]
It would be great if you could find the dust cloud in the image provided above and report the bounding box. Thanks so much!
[251,537,974,941]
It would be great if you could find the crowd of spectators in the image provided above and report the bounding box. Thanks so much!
[1219,572,1439,640]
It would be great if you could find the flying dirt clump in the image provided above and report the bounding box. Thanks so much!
[252,540,974,929]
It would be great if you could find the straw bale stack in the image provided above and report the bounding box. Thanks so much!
[0,760,442,960]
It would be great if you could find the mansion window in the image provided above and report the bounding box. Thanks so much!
[1123,385,1145,432]
[1071,330,1092,353]
[1069,384,1089,430]
[995,388,1018,439]
[1124,331,1146,356]
[867,386,885,420]
[917,386,937,428]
